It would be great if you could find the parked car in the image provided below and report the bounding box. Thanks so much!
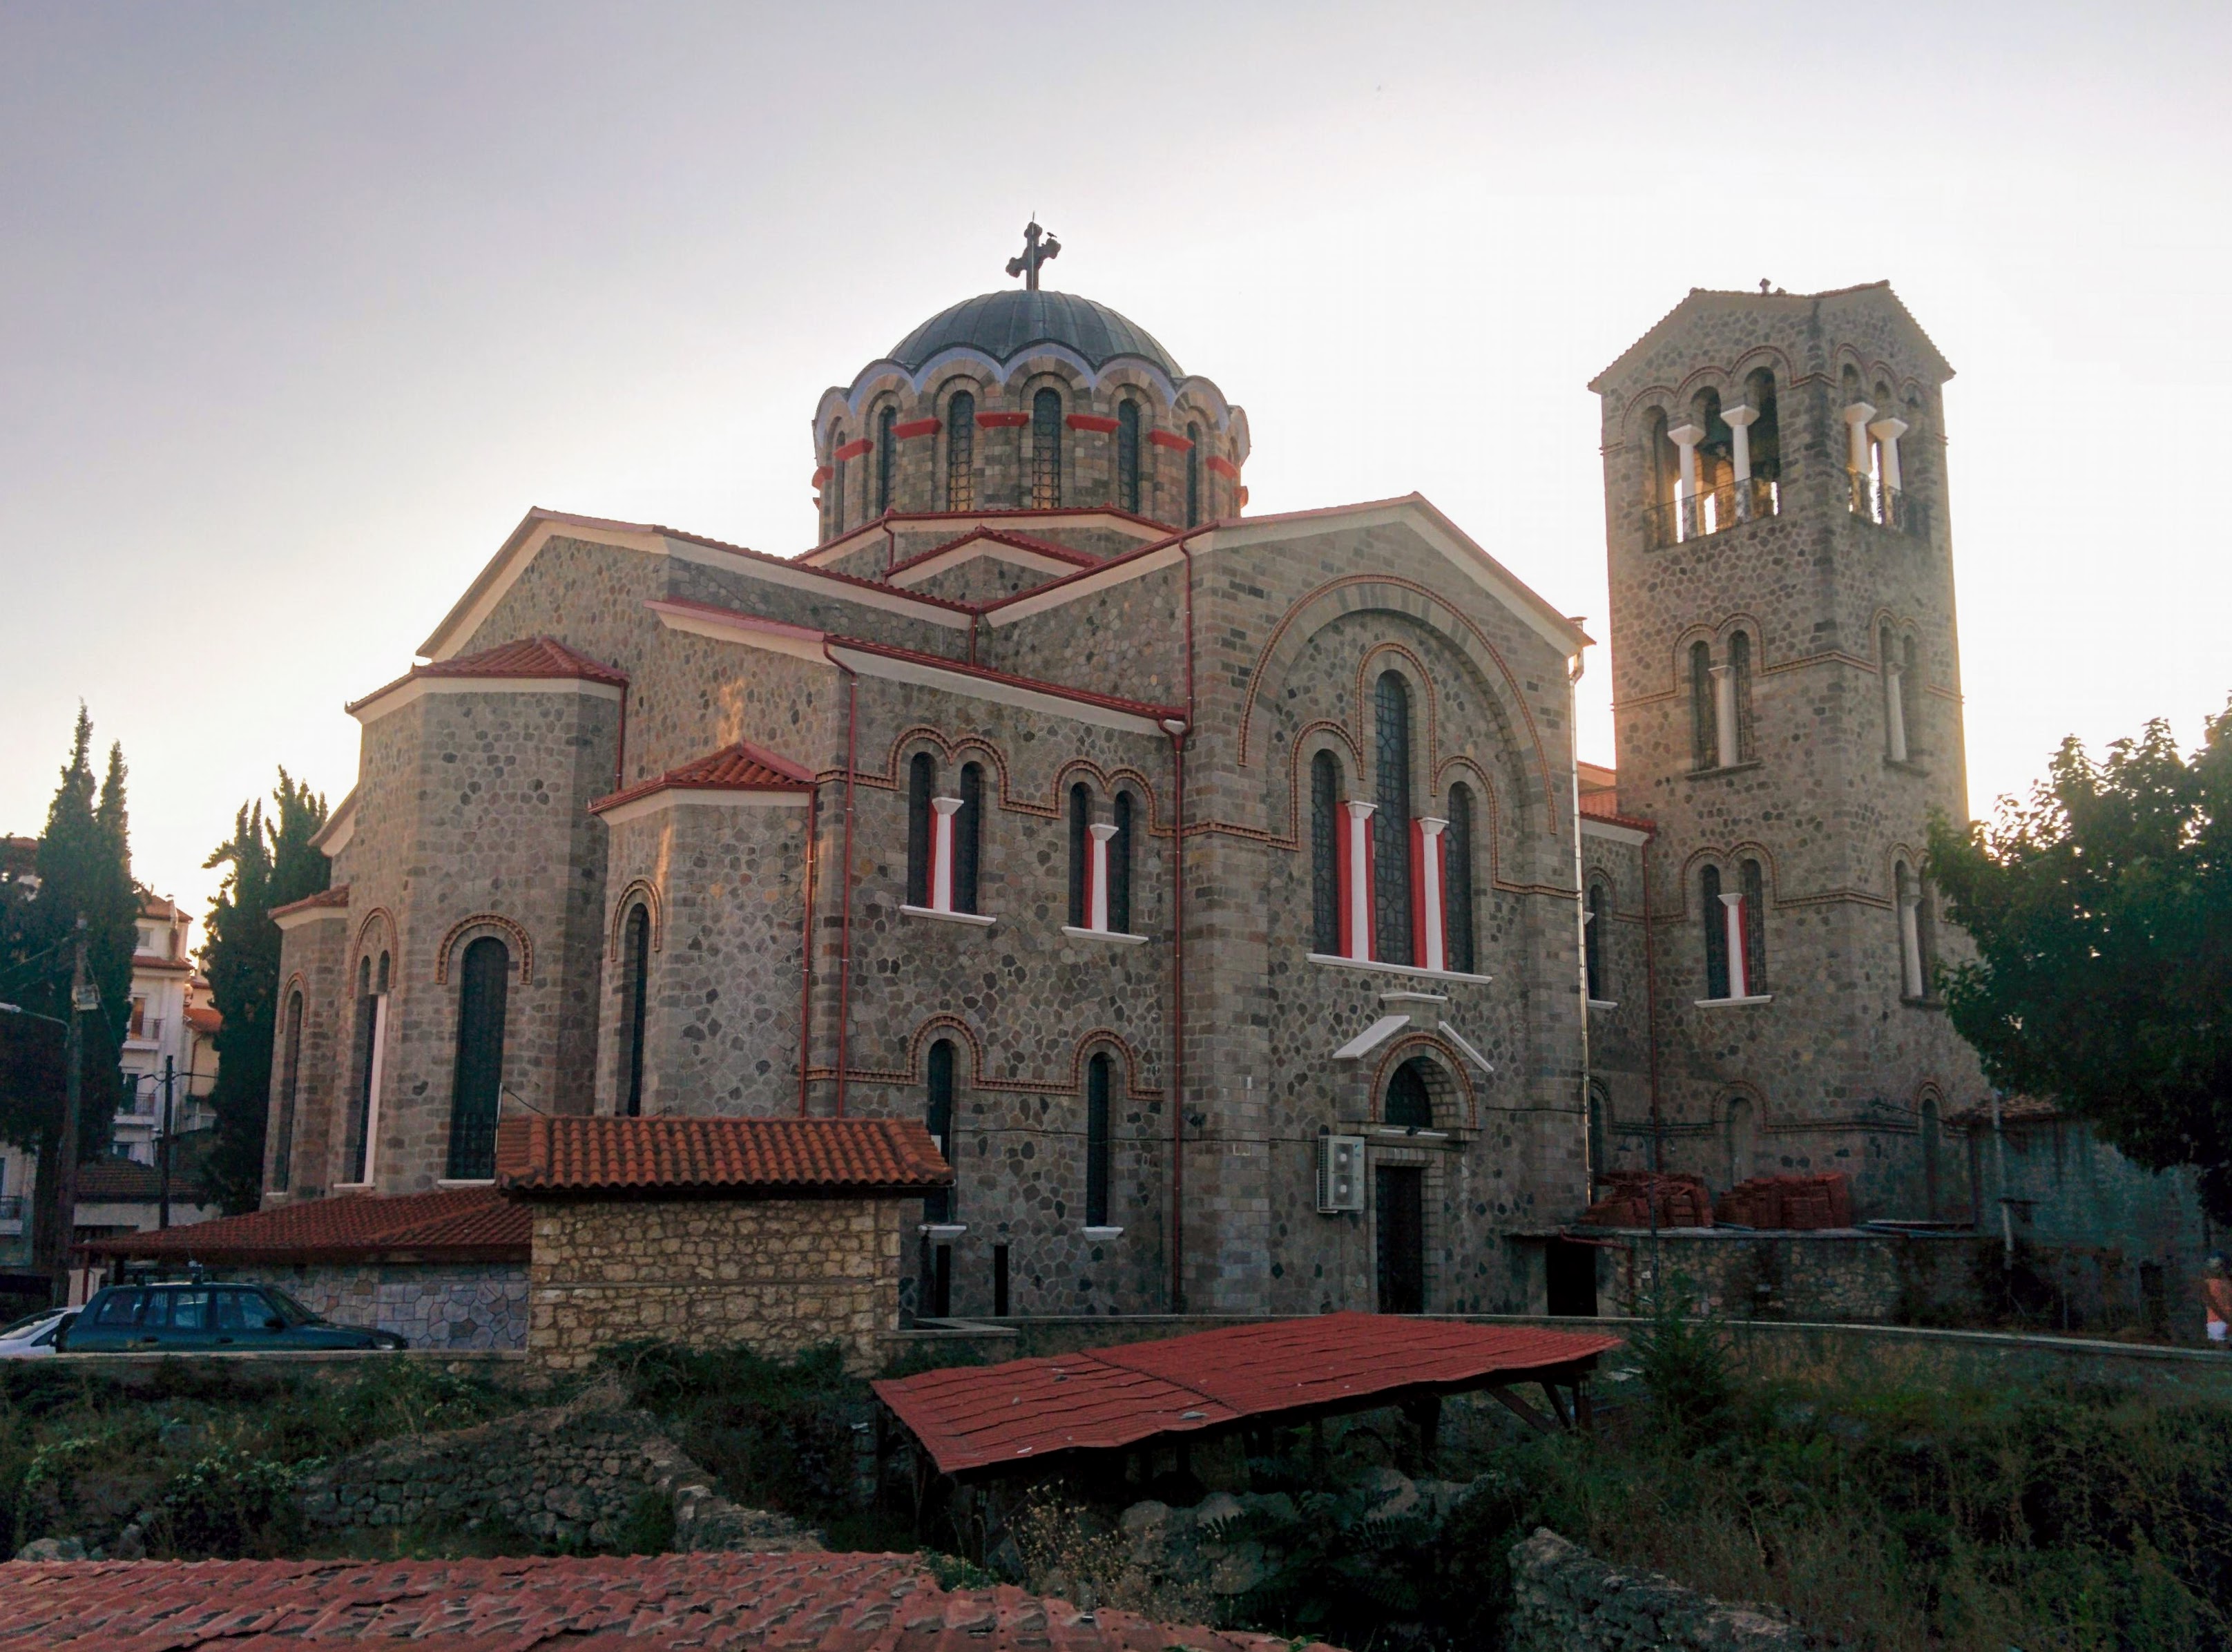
[57,1283,407,1352]
[0,1309,76,1358]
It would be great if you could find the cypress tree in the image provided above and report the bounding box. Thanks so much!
[200,771,328,1211]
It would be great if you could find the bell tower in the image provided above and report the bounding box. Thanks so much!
[1587,282,1985,1217]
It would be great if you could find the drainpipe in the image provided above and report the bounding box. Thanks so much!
[824,645,862,1118]
[1642,831,1663,1173]
[795,781,820,1117]
[1567,646,1590,1204]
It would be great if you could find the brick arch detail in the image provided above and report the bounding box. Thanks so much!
[872,725,1168,835]
[1067,1030,1157,1101]
[434,913,535,986]
[352,907,397,968]
[606,880,664,963]
[1356,642,1441,782]
[1677,842,1784,919]
[878,1017,1164,1102]
[1369,1036,1479,1132]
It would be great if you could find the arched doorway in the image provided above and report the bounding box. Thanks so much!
[1376,1058,1436,1313]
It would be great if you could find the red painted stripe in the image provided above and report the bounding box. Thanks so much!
[1148,430,1193,451]
[976,412,1030,429]
[1238,486,1249,508]
[1066,414,1119,434]
[1207,456,1240,480]
[834,439,872,461]
[894,418,941,440]
[811,466,833,488]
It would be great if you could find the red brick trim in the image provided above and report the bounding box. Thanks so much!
[434,912,535,986]
[1066,414,1119,434]
[1207,457,1241,480]
[894,417,941,440]
[811,466,832,488]
[834,439,872,461]
[1148,430,1193,451]
[1238,486,1249,508]
[976,411,1030,429]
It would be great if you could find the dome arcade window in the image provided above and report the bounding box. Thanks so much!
[1031,389,1063,508]
[1116,401,1142,514]
[945,390,975,511]
[876,405,898,515]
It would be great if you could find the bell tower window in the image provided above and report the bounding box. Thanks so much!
[1032,389,1063,508]
[1116,401,1142,515]
[876,405,898,516]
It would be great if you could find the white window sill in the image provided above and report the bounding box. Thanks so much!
[1587,999,1619,1011]
[1694,994,1774,1008]
[331,1182,374,1193]
[436,1178,495,1188]
[901,905,996,928]
[1060,925,1151,945]
[1081,1225,1124,1240]
[1308,952,1492,986]
[1371,1126,1450,1140]
[918,1222,968,1239]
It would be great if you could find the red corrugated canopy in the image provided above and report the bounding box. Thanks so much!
[876,1314,1621,1477]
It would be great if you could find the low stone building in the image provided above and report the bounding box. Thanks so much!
[494,1113,950,1371]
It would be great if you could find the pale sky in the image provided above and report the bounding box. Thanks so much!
[4,3,2227,927]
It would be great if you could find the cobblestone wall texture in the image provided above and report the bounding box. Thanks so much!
[1509,1528,1812,1651]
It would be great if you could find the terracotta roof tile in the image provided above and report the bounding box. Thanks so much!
[269,884,350,920]
[876,1314,1622,1477]
[0,1551,1334,1651]
[592,741,814,815]
[74,1158,166,1202]
[183,1005,221,1035]
[347,637,627,715]
[495,1115,952,1197]
[81,1187,529,1263]
[883,526,1101,580]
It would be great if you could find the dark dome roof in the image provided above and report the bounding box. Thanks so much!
[887,290,1182,378]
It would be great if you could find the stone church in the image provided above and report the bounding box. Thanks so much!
[263,242,1988,1318]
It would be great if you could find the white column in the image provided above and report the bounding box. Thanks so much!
[362,994,388,1184]
[1343,799,1376,961]
[929,796,962,912]
[1087,821,1116,931]
[1720,892,1750,999]
[1722,404,1758,521]
[1843,401,1876,476]
[1899,894,1925,998]
[1885,662,1909,763]
[1867,416,1907,492]
[1668,421,1704,540]
[1710,664,1740,769]
[1416,816,1447,972]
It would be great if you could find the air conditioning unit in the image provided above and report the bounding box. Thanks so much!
[1316,1133,1365,1213]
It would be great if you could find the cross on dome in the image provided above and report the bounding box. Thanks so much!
[1006,220,1061,291]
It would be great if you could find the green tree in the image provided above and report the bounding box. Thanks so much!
[1928,700,2232,1220]
[0,709,136,1264]
[198,771,328,1212]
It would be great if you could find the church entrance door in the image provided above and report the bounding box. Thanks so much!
[1375,1166,1425,1314]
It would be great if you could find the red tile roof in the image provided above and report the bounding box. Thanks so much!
[495,1115,952,1198]
[183,1005,221,1035]
[884,526,1101,581]
[269,883,351,920]
[592,741,814,815]
[79,1187,529,1264]
[347,636,627,715]
[878,1314,1621,1477]
[0,1550,1332,1652]
[74,1158,166,1202]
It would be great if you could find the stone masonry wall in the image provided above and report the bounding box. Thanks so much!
[1508,1528,1812,1651]
[527,1195,903,1372]
[218,1261,528,1350]
[267,908,349,1200]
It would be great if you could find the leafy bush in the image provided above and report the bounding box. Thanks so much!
[151,1447,302,1557]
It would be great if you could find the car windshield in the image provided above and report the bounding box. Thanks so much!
[0,1311,57,1339]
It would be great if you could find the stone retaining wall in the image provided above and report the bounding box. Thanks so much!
[297,1381,816,1552]
[1508,1528,1811,1651]
[220,1261,528,1350]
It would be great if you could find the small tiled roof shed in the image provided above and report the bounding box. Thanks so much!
[494,1115,952,1373]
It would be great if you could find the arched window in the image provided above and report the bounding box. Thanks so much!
[829,427,849,536]
[619,903,651,1117]
[1584,878,1610,1001]
[1310,751,1340,954]
[1882,624,1909,762]
[956,761,984,914]
[1691,640,1718,770]
[1740,858,1767,992]
[1902,633,1921,758]
[924,1039,955,1223]
[446,935,510,1180]
[1445,782,1476,974]
[945,391,975,512]
[1084,1052,1112,1227]
[1374,673,1414,965]
[1896,860,1931,999]
[1109,791,1134,935]
[1728,630,1753,763]
[1031,388,1063,508]
[1726,1095,1755,1185]
[1184,422,1202,526]
[1921,1093,1943,1218]
[272,990,303,1191]
[1743,367,1782,483]
[1702,864,1729,1000]
[345,951,387,1185]
[1115,401,1142,515]
[876,405,898,517]
[905,753,936,908]
[1067,781,1091,928]
[1385,1058,1433,1128]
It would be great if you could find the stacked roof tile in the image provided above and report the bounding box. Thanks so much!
[494,1115,953,1197]
[80,1186,529,1263]
[592,741,815,815]
[347,636,627,715]
[269,883,351,921]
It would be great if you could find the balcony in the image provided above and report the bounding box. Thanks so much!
[1643,475,1780,549]
[1848,470,1930,539]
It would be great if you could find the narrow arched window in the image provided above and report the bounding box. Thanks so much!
[446,935,509,1180]
[1744,367,1781,483]
[1374,672,1414,966]
[905,752,936,908]
[1067,781,1091,927]
[1310,751,1340,954]
[272,990,303,1191]
[1385,1058,1433,1128]
[956,761,984,913]
[1185,422,1202,526]
[1740,858,1767,992]
[1445,782,1476,974]
[1084,1052,1111,1227]
[830,428,849,536]
[1109,791,1134,935]
[1585,879,1610,1001]
[1691,641,1718,770]
[1728,630,1753,762]
[1586,1082,1608,1184]
[945,391,975,512]
[924,1039,955,1223]
[1901,633,1922,758]
[619,903,651,1117]
[876,405,898,516]
[1702,864,1729,1000]
[1116,401,1142,515]
[1032,388,1063,508]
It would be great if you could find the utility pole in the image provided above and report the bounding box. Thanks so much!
[160,1055,174,1231]
[52,920,91,1305]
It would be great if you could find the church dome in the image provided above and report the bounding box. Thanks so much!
[887,290,1184,378]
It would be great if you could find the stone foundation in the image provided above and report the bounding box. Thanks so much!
[1508,1528,1811,1651]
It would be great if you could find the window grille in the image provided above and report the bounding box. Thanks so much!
[445,937,509,1180]
[620,904,651,1117]
[1032,390,1062,508]
[1185,422,1202,526]
[876,405,897,516]
[946,392,975,511]
[1374,673,1414,966]
[1311,752,1340,954]
[1445,784,1476,974]
[1116,401,1142,514]
[1385,1059,1433,1128]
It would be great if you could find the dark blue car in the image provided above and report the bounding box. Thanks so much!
[57,1282,407,1352]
